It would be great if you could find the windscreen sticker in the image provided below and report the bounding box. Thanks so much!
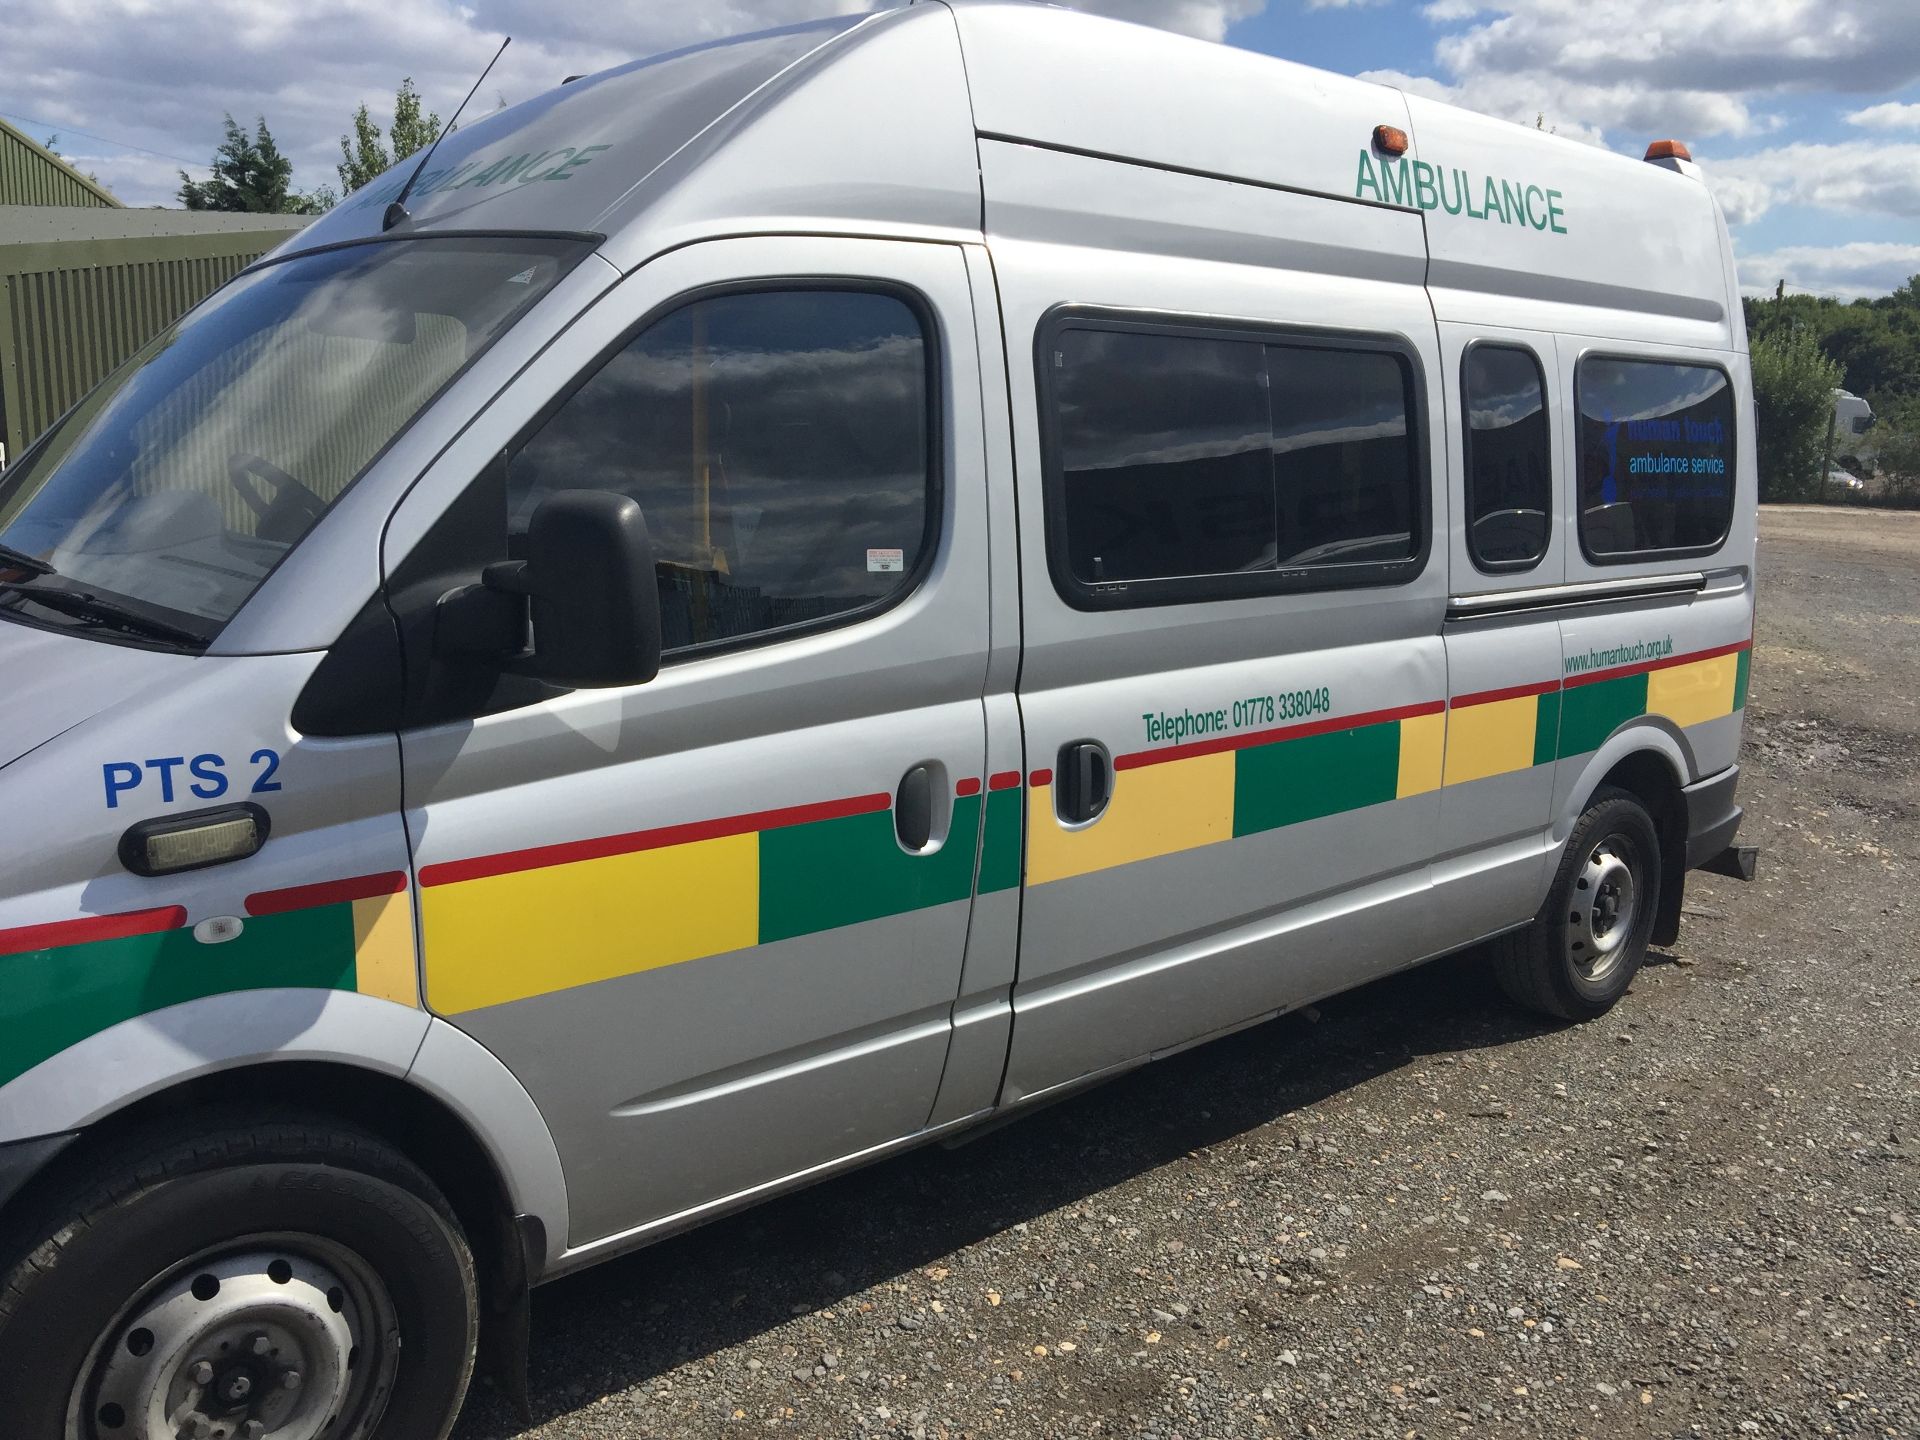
[866,547,905,574]
[103,749,282,809]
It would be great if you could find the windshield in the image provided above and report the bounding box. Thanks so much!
[0,235,590,642]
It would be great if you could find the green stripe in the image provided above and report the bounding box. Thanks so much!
[1532,690,1562,768]
[1557,673,1649,758]
[758,795,982,944]
[1232,721,1401,837]
[1733,648,1751,711]
[978,786,1023,895]
[0,906,357,1088]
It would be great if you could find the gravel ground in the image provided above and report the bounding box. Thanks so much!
[453,504,1920,1440]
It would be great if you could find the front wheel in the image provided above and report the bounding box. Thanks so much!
[0,1112,477,1440]
[1492,786,1662,1021]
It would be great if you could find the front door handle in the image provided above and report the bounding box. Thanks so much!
[896,764,934,851]
[1056,740,1112,825]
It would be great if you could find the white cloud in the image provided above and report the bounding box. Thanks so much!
[1373,0,1920,155]
[1734,242,1920,301]
[1366,59,1768,149]
[1701,141,1920,225]
[1846,101,1920,131]
[1305,0,1387,9]
[1434,1,1920,102]
[1056,0,1268,41]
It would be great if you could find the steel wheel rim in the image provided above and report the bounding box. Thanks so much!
[1567,833,1639,987]
[65,1233,399,1440]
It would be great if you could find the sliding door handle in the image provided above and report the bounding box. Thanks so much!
[1056,740,1112,825]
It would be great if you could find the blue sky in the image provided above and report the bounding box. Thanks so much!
[6,0,1918,298]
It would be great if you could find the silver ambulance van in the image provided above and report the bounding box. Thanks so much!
[0,4,1756,1433]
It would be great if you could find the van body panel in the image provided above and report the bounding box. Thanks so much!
[1408,97,1733,350]
[953,0,1412,208]
[985,205,1448,1096]
[593,6,983,273]
[0,0,1758,1330]
[390,235,994,1246]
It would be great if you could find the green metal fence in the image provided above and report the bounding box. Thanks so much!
[0,223,304,463]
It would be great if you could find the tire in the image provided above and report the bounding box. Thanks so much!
[0,1109,477,1440]
[1492,786,1662,1022]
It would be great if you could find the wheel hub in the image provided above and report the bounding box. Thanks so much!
[74,1240,394,1440]
[1567,836,1638,985]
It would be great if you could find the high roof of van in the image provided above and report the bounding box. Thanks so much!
[278,0,1739,346]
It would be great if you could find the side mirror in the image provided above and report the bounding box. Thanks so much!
[483,490,662,688]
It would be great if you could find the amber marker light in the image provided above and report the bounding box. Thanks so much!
[1645,139,1693,162]
[1373,124,1410,156]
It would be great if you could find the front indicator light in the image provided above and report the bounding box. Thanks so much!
[118,804,270,877]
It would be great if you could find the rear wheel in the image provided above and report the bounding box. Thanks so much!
[0,1112,477,1440]
[1493,786,1661,1021]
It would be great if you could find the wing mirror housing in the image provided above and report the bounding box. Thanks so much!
[470,489,662,688]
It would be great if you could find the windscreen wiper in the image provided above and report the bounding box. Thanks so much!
[0,579,209,647]
[0,542,53,578]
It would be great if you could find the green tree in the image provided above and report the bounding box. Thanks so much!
[1873,394,1920,507]
[179,115,332,214]
[337,104,388,195]
[1750,326,1844,503]
[390,78,441,163]
[337,78,441,195]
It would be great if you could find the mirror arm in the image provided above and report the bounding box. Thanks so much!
[434,580,528,659]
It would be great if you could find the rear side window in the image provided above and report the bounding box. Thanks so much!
[1462,345,1551,572]
[508,288,934,654]
[1576,357,1735,561]
[1044,317,1425,606]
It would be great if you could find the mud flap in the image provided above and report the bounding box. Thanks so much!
[478,1213,543,1423]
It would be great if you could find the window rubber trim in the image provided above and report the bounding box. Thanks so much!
[498,275,945,668]
[1459,338,1552,577]
[1032,304,1434,612]
[1572,350,1738,566]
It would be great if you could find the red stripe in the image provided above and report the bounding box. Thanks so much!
[1452,678,1561,709]
[246,871,407,917]
[1116,700,1446,772]
[988,770,1022,792]
[954,777,982,798]
[0,905,187,957]
[1563,638,1751,690]
[420,791,892,888]
[1028,768,1054,787]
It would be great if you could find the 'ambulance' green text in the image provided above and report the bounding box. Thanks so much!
[1355,152,1567,235]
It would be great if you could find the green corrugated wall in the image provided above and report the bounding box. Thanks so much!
[0,233,286,462]
[0,120,121,209]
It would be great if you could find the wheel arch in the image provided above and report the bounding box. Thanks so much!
[0,991,569,1274]
[1560,726,1690,948]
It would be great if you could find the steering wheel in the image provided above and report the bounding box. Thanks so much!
[227,452,327,544]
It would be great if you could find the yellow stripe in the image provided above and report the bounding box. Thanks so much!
[352,890,419,1008]
[1395,711,1446,798]
[1026,751,1235,887]
[422,832,759,1015]
[1444,695,1537,785]
[1646,652,1738,729]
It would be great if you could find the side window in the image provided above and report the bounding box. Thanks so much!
[1576,357,1735,561]
[508,288,934,653]
[1462,345,1551,572]
[1045,318,1424,607]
